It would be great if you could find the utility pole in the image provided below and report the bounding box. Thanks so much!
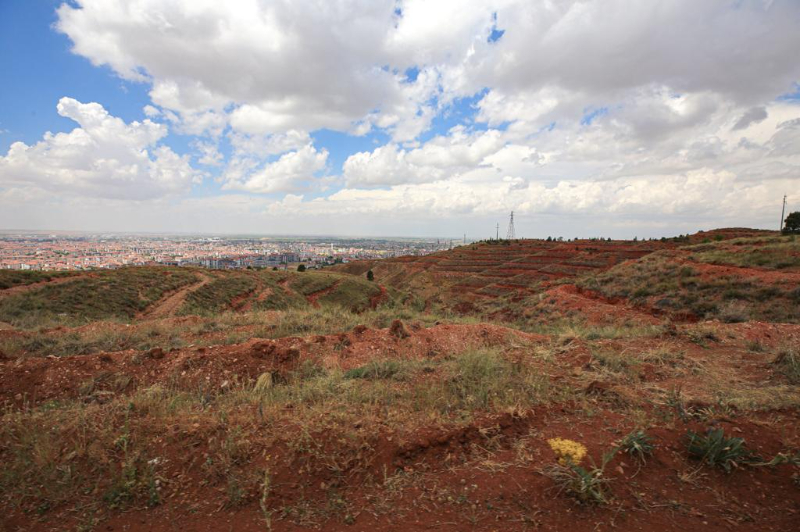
[496,223,499,240]
[780,194,787,232]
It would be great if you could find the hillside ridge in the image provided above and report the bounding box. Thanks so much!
[1,229,799,532]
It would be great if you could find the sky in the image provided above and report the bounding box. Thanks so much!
[0,0,799,239]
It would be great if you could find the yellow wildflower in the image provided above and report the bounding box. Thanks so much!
[547,437,587,465]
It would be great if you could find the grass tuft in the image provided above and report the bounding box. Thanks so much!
[344,359,407,380]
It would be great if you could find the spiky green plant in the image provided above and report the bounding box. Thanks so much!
[619,430,655,463]
[686,428,757,472]
[545,445,615,505]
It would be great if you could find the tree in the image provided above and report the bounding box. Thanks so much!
[297,264,306,272]
[784,211,800,234]
[366,269,374,281]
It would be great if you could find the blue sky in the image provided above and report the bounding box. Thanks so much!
[0,0,398,198]
[0,1,149,149]
[0,1,798,237]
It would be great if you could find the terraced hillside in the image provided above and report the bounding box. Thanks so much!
[0,267,385,360]
[336,238,672,312]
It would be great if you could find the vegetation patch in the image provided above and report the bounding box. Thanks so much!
[0,267,197,328]
[579,247,800,323]
[685,236,800,270]
[0,270,79,290]
[179,272,258,315]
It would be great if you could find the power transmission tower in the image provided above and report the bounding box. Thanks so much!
[506,211,515,240]
[780,194,787,231]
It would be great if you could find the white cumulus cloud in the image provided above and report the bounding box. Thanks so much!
[0,97,199,200]
[222,144,328,194]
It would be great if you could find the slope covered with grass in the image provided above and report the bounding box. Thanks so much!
[0,267,198,328]
[179,271,258,315]
[579,237,800,323]
[685,235,800,270]
[0,270,79,290]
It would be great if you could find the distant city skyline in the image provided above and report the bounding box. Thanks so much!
[0,233,449,271]
[1,1,799,239]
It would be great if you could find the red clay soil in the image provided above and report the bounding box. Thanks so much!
[2,321,800,531]
[5,407,799,532]
[541,284,664,325]
[676,251,800,284]
[238,283,273,312]
[334,239,676,310]
[368,284,388,309]
[228,285,261,312]
[0,323,543,407]
[689,228,778,243]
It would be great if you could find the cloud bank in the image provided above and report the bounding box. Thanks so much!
[1,0,799,236]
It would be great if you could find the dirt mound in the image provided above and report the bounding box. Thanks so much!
[0,323,544,407]
[389,319,410,338]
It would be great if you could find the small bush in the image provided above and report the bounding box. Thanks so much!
[686,428,757,472]
[718,301,749,323]
[773,347,800,384]
[546,462,610,505]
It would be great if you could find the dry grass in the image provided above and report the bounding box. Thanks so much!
[0,345,556,517]
[579,249,800,323]
[0,305,482,359]
[685,235,800,270]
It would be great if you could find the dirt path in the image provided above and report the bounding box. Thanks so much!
[369,284,388,309]
[305,280,341,308]
[0,273,91,300]
[137,272,212,320]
